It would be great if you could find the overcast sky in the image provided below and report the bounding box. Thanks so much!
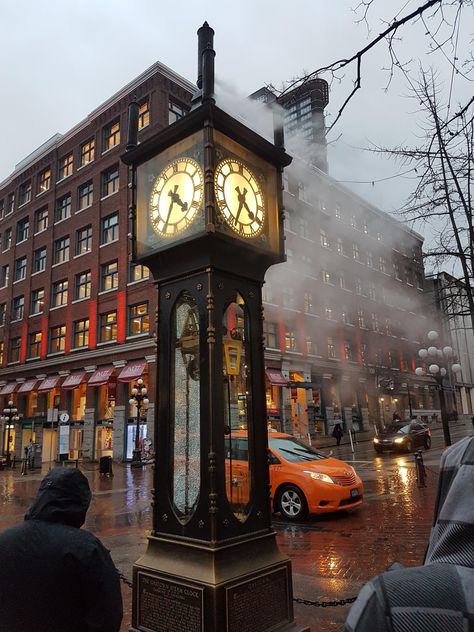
[1,0,471,229]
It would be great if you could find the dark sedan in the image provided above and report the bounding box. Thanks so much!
[373,421,431,453]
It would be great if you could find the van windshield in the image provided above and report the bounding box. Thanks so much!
[269,437,327,463]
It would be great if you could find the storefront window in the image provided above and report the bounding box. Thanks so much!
[171,292,200,523]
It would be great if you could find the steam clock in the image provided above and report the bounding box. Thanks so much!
[122,23,308,632]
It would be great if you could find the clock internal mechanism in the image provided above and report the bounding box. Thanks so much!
[149,157,204,237]
[214,158,265,238]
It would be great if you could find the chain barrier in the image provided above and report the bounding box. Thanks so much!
[116,567,357,607]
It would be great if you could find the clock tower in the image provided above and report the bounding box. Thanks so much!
[122,23,308,632]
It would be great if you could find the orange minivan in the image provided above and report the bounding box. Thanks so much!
[225,432,363,521]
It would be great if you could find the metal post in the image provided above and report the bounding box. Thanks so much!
[406,379,414,419]
[436,374,451,447]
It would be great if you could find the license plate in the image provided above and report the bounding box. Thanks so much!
[350,489,359,498]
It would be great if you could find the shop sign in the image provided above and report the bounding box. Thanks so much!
[59,425,70,456]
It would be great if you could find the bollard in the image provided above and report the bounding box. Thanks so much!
[414,449,426,488]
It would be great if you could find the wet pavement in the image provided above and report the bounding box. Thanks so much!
[1,422,471,631]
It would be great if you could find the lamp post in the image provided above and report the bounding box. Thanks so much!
[129,378,149,467]
[415,330,462,447]
[1,400,19,466]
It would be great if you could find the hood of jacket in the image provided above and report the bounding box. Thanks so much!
[25,468,92,528]
[425,436,474,567]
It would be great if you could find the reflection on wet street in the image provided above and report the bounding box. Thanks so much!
[0,424,470,632]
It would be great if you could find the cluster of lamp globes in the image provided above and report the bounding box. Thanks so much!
[0,401,20,424]
[415,330,462,379]
[129,378,150,407]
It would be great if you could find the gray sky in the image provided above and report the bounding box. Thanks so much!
[0,0,471,223]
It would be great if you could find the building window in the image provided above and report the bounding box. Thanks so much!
[73,319,89,348]
[306,335,316,355]
[128,302,149,336]
[344,341,353,361]
[14,256,27,282]
[327,337,336,359]
[101,212,119,244]
[377,231,383,241]
[325,304,333,320]
[362,219,369,234]
[38,167,51,194]
[285,329,297,351]
[339,273,347,290]
[33,247,47,273]
[320,230,330,248]
[385,318,393,336]
[169,101,187,124]
[78,181,93,210]
[376,349,384,366]
[282,287,295,309]
[80,138,95,167]
[99,311,117,342]
[58,153,74,180]
[0,265,9,288]
[34,207,48,233]
[6,192,15,214]
[100,261,118,291]
[2,227,12,250]
[355,278,363,295]
[103,120,120,152]
[0,199,4,220]
[394,262,403,281]
[49,325,66,353]
[55,193,71,222]
[366,251,373,267]
[16,217,29,243]
[263,321,278,349]
[357,308,365,328]
[416,272,424,289]
[128,262,149,283]
[342,305,352,325]
[53,236,70,264]
[262,282,273,303]
[322,270,331,285]
[350,214,357,229]
[19,181,32,206]
[405,267,413,285]
[31,288,45,314]
[9,337,21,363]
[368,282,376,301]
[52,280,68,307]
[300,217,310,238]
[379,256,386,273]
[74,271,91,300]
[303,292,315,314]
[0,341,3,364]
[75,225,92,255]
[0,303,5,326]
[138,99,150,129]
[12,295,24,321]
[352,243,360,261]
[28,332,42,358]
[371,313,380,332]
[101,165,119,197]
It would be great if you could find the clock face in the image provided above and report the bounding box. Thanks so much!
[149,157,204,237]
[214,158,265,237]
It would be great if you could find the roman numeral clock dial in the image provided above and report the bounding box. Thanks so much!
[149,157,203,237]
[214,158,265,238]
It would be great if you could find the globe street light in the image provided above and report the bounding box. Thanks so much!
[129,378,149,467]
[1,400,19,467]
[416,330,462,446]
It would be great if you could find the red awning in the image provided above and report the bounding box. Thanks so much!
[61,371,86,390]
[37,376,60,393]
[18,379,38,394]
[265,369,288,387]
[117,360,146,383]
[88,366,114,387]
[0,383,17,395]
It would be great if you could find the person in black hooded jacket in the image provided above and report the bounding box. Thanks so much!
[0,467,123,632]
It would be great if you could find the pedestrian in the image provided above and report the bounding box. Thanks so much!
[27,438,34,468]
[332,423,343,446]
[344,436,474,632]
[0,468,123,632]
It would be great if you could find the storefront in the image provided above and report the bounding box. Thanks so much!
[118,360,148,460]
[1,382,18,456]
[88,367,115,460]
[264,369,287,430]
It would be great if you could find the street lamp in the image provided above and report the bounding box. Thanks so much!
[129,378,149,466]
[416,330,462,446]
[1,400,19,466]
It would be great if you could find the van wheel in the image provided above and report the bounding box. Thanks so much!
[277,485,308,521]
[424,436,431,449]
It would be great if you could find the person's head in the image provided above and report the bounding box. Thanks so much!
[25,468,92,528]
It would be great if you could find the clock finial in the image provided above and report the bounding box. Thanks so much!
[197,22,214,90]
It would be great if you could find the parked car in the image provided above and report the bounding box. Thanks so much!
[226,432,363,521]
[373,420,431,454]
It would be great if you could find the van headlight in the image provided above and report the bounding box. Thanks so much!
[304,470,334,484]
[373,437,380,444]
[394,437,405,444]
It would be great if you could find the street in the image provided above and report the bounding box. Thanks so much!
[0,422,471,631]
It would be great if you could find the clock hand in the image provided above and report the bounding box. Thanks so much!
[168,185,188,213]
[236,186,257,222]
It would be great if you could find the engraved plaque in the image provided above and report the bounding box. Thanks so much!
[226,568,290,632]
[137,572,203,632]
